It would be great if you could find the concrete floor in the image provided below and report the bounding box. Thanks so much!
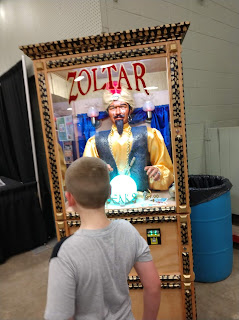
[0,240,238,320]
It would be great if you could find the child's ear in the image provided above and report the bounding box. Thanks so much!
[65,191,76,207]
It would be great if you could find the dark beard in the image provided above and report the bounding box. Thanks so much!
[115,119,124,135]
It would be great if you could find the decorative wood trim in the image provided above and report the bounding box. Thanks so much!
[167,45,190,213]
[180,215,189,246]
[67,215,177,227]
[19,22,190,60]
[128,274,181,281]
[67,206,177,218]
[67,220,80,227]
[23,19,195,318]
[66,212,80,219]
[105,206,176,217]
[56,221,66,239]
[128,280,181,290]
[178,214,195,283]
[170,43,178,52]
[67,214,194,277]
[183,275,194,283]
[129,278,196,318]
[37,73,65,215]
[120,216,177,224]
[170,55,182,127]
[128,280,197,320]
[175,135,187,206]
[182,252,191,275]
[168,46,190,213]
[35,62,44,71]
[177,52,190,212]
[46,45,166,69]
[184,284,194,320]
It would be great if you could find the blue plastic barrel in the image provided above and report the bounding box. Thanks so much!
[190,191,233,282]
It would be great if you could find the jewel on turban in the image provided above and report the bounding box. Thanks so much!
[102,81,135,110]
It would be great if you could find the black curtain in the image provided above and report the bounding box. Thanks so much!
[0,61,35,182]
[0,61,55,262]
[0,177,47,263]
[28,75,56,239]
[0,86,20,179]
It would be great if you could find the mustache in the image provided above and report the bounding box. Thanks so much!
[113,114,124,119]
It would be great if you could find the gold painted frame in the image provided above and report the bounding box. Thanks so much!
[20,21,196,320]
[20,21,191,237]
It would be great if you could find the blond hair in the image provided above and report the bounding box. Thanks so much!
[65,157,110,209]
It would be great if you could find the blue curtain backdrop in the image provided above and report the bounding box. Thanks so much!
[77,105,171,157]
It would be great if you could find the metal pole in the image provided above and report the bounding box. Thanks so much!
[21,55,42,209]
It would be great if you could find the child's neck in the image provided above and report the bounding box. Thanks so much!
[76,206,110,230]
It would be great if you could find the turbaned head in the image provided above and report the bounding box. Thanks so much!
[102,82,135,110]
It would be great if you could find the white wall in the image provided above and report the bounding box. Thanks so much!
[0,0,102,76]
[1,0,239,175]
[100,0,239,174]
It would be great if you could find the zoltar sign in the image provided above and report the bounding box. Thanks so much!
[67,62,150,103]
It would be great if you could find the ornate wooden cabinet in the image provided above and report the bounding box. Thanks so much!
[20,21,196,319]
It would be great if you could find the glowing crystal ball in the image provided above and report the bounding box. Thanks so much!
[110,175,137,204]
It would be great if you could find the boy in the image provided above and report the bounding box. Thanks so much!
[44,157,161,320]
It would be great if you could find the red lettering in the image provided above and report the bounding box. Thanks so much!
[101,65,117,89]
[67,71,78,104]
[77,69,91,95]
[68,63,150,100]
[116,65,132,90]
[132,62,149,95]
[92,67,106,92]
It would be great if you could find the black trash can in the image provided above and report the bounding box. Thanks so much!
[189,175,233,282]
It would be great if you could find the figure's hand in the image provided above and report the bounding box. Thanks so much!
[144,166,161,181]
[107,164,113,172]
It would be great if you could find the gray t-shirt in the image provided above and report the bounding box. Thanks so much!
[44,219,152,320]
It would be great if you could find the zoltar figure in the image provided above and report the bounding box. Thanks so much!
[83,86,174,192]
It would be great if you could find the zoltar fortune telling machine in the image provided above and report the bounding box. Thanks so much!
[20,21,196,320]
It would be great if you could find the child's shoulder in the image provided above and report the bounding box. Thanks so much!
[113,219,135,231]
[50,235,73,260]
